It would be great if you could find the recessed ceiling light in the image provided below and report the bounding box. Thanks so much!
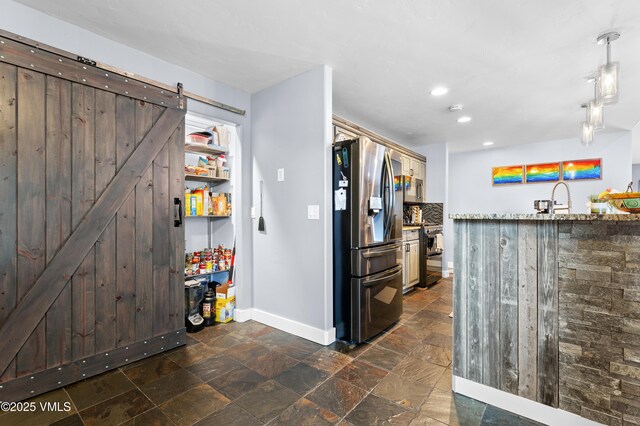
[457,116,472,123]
[430,87,449,96]
[483,141,494,146]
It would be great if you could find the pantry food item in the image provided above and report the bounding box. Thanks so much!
[218,194,226,216]
[215,282,235,323]
[212,126,230,148]
[185,166,207,176]
[186,131,212,145]
[185,189,192,216]
[193,189,204,216]
[184,245,233,276]
[184,187,230,217]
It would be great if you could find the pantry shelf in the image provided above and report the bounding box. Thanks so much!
[185,142,228,156]
[184,174,230,184]
[186,270,230,280]
[185,215,232,219]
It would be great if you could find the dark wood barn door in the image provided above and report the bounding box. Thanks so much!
[0,34,186,401]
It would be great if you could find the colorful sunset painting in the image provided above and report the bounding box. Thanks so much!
[562,158,602,181]
[492,165,524,185]
[525,162,560,183]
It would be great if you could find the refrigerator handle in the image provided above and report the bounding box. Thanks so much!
[381,152,390,241]
[362,243,401,258]
[384,152,395,240]
[361,264,403,287]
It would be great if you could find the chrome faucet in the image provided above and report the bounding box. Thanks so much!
[551,181,571,214]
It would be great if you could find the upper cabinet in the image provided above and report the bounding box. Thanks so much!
[417,160,426,181]
[401,154,412,175]
[402,157,427,201]
[402,156,426,180]
[411,158,426,180]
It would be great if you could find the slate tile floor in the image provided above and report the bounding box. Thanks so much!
[0,278,542,425]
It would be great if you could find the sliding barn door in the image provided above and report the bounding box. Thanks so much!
[0,34,186,401]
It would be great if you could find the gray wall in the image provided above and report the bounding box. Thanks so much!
[447,131,633,259]
[418,143,448,203]
[2,1,255,310]
[415,143,450,275]
[633,164,640,191]
[251,66,333,334]
[633,121,640,163]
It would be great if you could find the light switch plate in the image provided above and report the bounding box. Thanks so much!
[250,207,256,218]
[277,168,285,182]
[308,205,320,220]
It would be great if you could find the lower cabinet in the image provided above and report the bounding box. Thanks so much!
[408,241,420,285]
[402,240,421,290]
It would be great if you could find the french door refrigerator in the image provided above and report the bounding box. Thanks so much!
[333,137,403,343]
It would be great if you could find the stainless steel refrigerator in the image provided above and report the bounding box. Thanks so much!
[333,137,403,343]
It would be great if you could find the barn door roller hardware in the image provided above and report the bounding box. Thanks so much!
[178,82,185,110]
[0,28,246,116]
[76,55,97,67]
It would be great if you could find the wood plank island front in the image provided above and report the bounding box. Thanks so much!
[450,214,640,425]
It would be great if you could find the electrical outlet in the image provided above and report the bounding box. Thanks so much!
[250,207,256,218]
[308,205,320,220]
[277,168,285,182]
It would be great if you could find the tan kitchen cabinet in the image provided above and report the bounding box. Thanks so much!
[410,158,420,179]
[408,240,420,285]
[417,161,426,199]
[415,159,426,181]
[402,229,421,291]
[401,154,412,175]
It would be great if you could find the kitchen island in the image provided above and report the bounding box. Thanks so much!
[450,213,640,425]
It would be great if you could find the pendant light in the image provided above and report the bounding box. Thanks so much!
[586,77,604,130]
[586,100,604,130]
[581,122,594,146]
[596,31,620,105]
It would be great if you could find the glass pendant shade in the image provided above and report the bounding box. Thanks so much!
[586,99,604,130]
[581,122,594,146]
[598,62,619,104]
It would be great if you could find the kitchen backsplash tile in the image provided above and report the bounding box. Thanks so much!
[402,206,413,224]
[403,203,443,225]
[425,203,443,225]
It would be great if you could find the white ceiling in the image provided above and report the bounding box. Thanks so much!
[15,0,640,157]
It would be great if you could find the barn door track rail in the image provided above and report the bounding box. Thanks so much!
[0,28,246,115]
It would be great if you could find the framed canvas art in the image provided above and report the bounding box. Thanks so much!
[492,165,524,185]
[562,158,602,181]
[525,162,560,183]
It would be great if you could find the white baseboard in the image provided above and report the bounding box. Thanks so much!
[452,376,600,426]
[235,308,336,345]
[234,308,252,323]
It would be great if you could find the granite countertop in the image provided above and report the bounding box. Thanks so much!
[449,213,640,221]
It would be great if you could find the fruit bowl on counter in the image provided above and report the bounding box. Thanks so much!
[605,192,640,213]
